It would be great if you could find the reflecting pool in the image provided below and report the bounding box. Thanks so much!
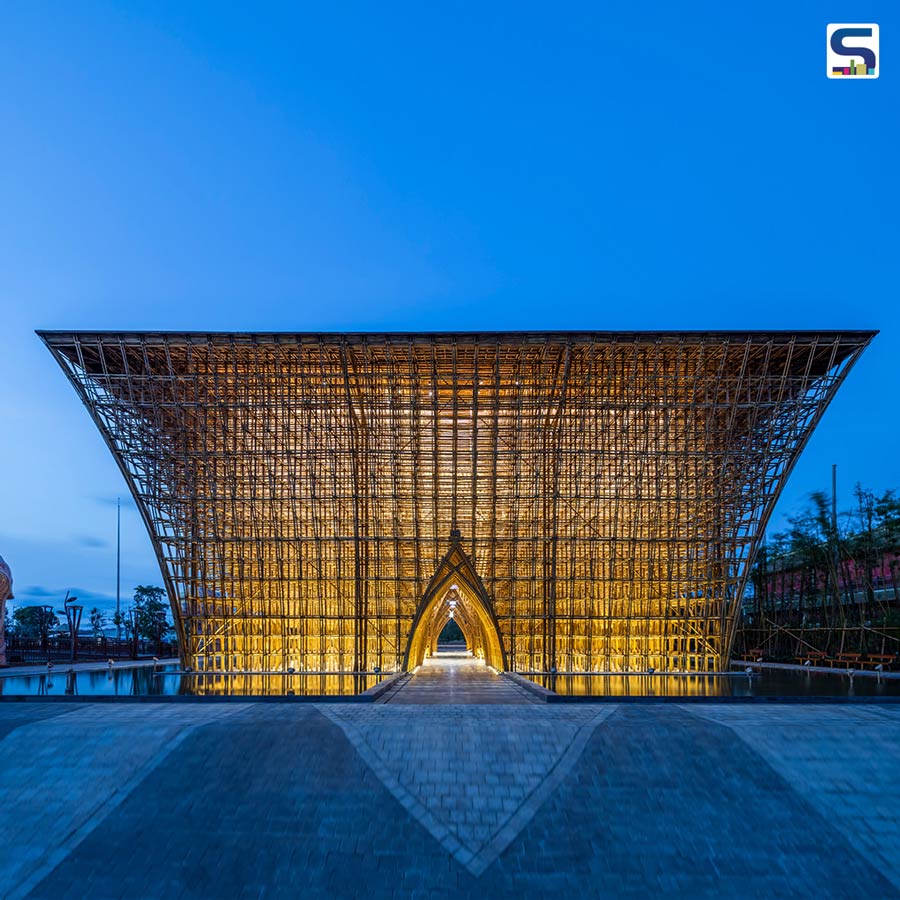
[0,665,389,697]
[3,664,899,699]
[525,669,900,698]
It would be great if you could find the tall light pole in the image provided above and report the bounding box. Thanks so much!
[116,497,121,642]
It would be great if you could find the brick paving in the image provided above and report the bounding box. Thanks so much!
[689,703,900,891]
[381,650,537,704]
[1,665,899,898]
[322,704,614,874]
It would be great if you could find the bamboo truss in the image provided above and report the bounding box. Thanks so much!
[40,330,874,675]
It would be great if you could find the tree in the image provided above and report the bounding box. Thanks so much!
[744,482,900,658]
[786,491,849,628]
[114,610,132,640]
[131,585,173,641]
[89,607,107,638]
[875,490,900,545]
[12,606,59,638]
[438,619,465,643]
[850,483,879,619]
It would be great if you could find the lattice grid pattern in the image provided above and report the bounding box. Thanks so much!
[41,331,873,674]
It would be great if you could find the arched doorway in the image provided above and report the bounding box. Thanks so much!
[403,536,507,671]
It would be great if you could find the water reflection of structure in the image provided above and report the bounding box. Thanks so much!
[0,665,177,697]
[528,670,900,698]
[532,672,739,698]
[177,672,387,697]
[3,664,899,699]
[0,666,386,697]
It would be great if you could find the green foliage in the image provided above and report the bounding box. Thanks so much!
[751,483,900,626]
[12,606,59,638]
[89,607,107,637]
[130,585,173,641]
[438,619,465,643]
[112,610,128,637]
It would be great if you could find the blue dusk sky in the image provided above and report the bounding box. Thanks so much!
[0,1,897,615]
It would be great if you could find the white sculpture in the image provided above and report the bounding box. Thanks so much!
[0,555,12,666]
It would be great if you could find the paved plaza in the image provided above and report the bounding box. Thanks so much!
[2,657,900,899]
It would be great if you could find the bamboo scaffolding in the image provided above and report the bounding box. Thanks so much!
[40,330,874,674]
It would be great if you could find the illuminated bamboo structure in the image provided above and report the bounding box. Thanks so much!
[40,330,874,675]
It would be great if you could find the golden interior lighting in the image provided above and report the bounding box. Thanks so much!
[405,534,506,670]
[40,330,874,675]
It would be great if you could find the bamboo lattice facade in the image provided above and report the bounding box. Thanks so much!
[40,330,874,674]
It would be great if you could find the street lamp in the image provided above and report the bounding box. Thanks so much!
[63,596,83,664]
[40,604,55,653]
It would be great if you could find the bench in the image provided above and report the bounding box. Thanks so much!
[741,648,764,662]
[834,652,862,669]
[863,654,897,671]
[794,651,828,666]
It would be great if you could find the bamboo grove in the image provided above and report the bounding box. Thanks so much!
[41,330,874,674]
[737,485,900,660]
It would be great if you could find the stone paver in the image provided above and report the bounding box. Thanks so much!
[0,702,75,743]
[322,704,614,874]
[1,704,250,900]
[688,703,900,894]
[384,649,536,704]
[487,704,897,899]
[1,660,899,899]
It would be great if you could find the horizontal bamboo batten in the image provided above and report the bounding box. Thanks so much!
[40,330,874,674]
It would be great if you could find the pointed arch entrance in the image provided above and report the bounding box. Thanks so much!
[403,536,507,671]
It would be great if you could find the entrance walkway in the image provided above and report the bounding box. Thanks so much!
[382,647,536,704]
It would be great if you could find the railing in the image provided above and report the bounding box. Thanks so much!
[5,636,178,665]
[733,622,900,663]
